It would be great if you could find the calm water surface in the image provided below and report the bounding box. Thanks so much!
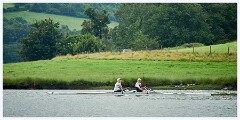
[3,90,237,117]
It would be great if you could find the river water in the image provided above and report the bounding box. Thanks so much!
[3,90,237,117]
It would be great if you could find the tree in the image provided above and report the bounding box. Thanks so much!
[29,3,49,13]
[3,17,31,63]
[3,17,31,44]
[112,3,220,49]
[201,3,237,44]
[131,31,159,51]
[20,18,62,61]
[112,4,160,50]
[56,34,105,55]
[81,8,111,39]
[73,34,106,54]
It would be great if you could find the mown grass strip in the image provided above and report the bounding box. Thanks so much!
[3,76,237,90]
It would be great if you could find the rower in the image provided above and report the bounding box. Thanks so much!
[135,78,146,92]
[114,78,123,92]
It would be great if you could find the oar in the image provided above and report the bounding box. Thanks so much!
[121,86,124,94]
[144,86,154,94]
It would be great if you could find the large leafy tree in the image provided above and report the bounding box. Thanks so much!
[81,8,111,39]
[56,33,105,55]
[201,3,237,44]
[20,18,62,61]
[112,4,159,50]
[112,3,236,50]
[144,4,214,46]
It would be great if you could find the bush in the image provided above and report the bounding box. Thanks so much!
[181,43,205,48]
[56,34,106,55]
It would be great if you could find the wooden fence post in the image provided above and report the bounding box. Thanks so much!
[210,46,211,54]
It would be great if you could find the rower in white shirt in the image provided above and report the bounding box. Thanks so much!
[114,78,123,92]
[135,78,147,92]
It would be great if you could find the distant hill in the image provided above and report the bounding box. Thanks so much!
[3,3,119,21]
[3,11,119,30]
[3,3,14,9]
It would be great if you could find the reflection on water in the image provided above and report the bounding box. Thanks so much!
[3,90,237,117]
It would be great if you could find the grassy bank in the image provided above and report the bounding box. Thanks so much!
[3,59,237,90]
[4,11,119,30]
[3,76,236,90]
[55,51,236,62]
[54,41,237,62]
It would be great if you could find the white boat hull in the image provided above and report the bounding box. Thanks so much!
[47,91,213,96]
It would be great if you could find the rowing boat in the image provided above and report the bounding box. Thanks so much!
[46,90,214,96]
[47,90,153,95]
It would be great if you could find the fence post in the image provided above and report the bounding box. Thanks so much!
[210,46,211,54]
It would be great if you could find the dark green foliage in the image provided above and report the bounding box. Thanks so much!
[59,25,80,35]
[111,3,236,50]
[3,17,31,63]
[56,34,105,55]
[3,43,23,63]
[20,18,62,61]
[201,3,237,44]
[3,17,31,44]
[180,43,205,48]
[81,8,111,39]
[131,31,159,50]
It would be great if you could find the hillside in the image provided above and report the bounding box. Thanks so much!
[3,11,119,30]
[3,3,119,21]
[171,41,237,53]
[54,41,237,62]
[3,3,14,9]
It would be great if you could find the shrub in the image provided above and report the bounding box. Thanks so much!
[181,43,205,48]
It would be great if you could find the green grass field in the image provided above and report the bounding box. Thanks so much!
[170,41,237,53]
[3,11,119,30]
[4,58,237,82]
[3,59,237,89]
[3,3,15,9]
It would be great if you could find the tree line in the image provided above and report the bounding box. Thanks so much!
[3,17,80,63]
[20,7,110,61]
[3,3,237,63]
[111,3,237,51]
